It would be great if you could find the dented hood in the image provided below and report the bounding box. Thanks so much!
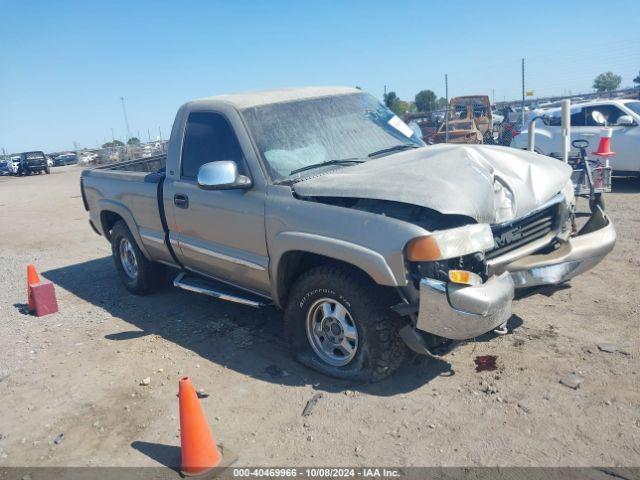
[293,144,572,224]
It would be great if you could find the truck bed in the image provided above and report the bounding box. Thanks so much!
[81,154,175,266]
[95,154,166,173]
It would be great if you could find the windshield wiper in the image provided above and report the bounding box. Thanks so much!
[289,158,363,176]
[367,144,419,158]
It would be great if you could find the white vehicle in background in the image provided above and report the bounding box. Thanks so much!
[80,152,98,164]
[512,99,640,175]
[8,155,20,175]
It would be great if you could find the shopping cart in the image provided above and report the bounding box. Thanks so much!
[551,139,612,213]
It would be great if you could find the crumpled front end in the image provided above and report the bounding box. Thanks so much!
[404,200,615,344]
[491,206,616,288]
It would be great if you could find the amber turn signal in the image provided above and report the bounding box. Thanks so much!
[406,236,441,261]
[448,270,482,286]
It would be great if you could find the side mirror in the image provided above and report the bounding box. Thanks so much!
[617,115,635,127]
[196,161,251,190]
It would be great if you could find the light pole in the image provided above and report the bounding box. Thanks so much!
[445,74,449,143]
[120,97,132,143]
[521,58,525,127]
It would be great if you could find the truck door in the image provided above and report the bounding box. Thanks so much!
[584,104,637,172]
[165,111,270,295]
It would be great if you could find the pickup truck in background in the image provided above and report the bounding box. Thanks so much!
[17,151,50,175]
[81,87,616,382]
[512,99,640,175]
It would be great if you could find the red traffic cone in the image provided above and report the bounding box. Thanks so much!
[178,377,236,476]
[27,265,41,312]
[593,128,615,157]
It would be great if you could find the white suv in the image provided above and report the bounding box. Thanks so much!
[513,99,640,175]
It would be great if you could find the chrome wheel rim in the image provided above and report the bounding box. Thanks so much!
[305,298,358,367]
[119,238,138,280]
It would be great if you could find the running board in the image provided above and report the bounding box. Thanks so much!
[173,272,268,308]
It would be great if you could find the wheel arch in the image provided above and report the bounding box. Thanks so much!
[98,200,152,260]
[271,232,403,309]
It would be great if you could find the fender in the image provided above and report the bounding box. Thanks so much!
[270,231,401,304]
[97,198,152,260]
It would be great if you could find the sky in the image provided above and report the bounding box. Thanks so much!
[1,0,639,153]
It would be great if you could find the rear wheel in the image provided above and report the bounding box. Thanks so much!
[110,220,164,295]
[284,264,407,382]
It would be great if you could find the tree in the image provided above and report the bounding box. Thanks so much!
[101,140,124,148]
[393,100,415,116]
[415,90,437,112]
[383,91,398,109]
[592,72,622,92]
[127,137,140,146]
[436,97,448,109]
[633,71,640,87]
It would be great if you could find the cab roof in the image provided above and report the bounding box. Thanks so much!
[188,86,361,110]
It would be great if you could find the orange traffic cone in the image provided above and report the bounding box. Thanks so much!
[593,127,615,157]
[27,264,41,312]
[179,377,233,476]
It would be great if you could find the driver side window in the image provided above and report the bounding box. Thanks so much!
[584,105,627,126]
[181,112,245,180]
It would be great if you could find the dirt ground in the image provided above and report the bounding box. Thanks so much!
[0,165,639,469]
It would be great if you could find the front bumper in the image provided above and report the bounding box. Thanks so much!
[413,207,615,342]
[491,207,616,288]
[416,272,514,340]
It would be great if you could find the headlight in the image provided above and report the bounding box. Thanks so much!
[563,179,575,208]
[406,224,495,261]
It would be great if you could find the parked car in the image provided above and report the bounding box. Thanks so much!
[54,153,79,166]
[17,151,50,175]
[0,160,11,176]
[512,99,640,175]
[8,155,20,175]
[80,152,98,164]
[81,87,616,382]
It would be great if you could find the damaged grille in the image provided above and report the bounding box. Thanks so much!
[486,204,558,259]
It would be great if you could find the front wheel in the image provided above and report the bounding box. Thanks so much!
[110,220,164,295]
[284,264,407,382]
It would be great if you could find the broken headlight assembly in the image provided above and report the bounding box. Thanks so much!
[406,224,495,262]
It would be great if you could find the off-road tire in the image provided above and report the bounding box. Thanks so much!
[110,220,164,295]
[45,167,50,174]
[284,264,407,383]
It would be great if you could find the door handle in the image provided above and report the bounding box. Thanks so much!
[174,194,189,209]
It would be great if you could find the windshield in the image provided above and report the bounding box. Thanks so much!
[625,101,640,116]
[242,92,424,181]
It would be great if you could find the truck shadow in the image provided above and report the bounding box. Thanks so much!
[43,257,451,397]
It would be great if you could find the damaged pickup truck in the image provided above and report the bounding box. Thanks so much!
[81,87,616,382]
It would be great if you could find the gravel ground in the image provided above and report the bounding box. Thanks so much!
[0,166,639,468]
